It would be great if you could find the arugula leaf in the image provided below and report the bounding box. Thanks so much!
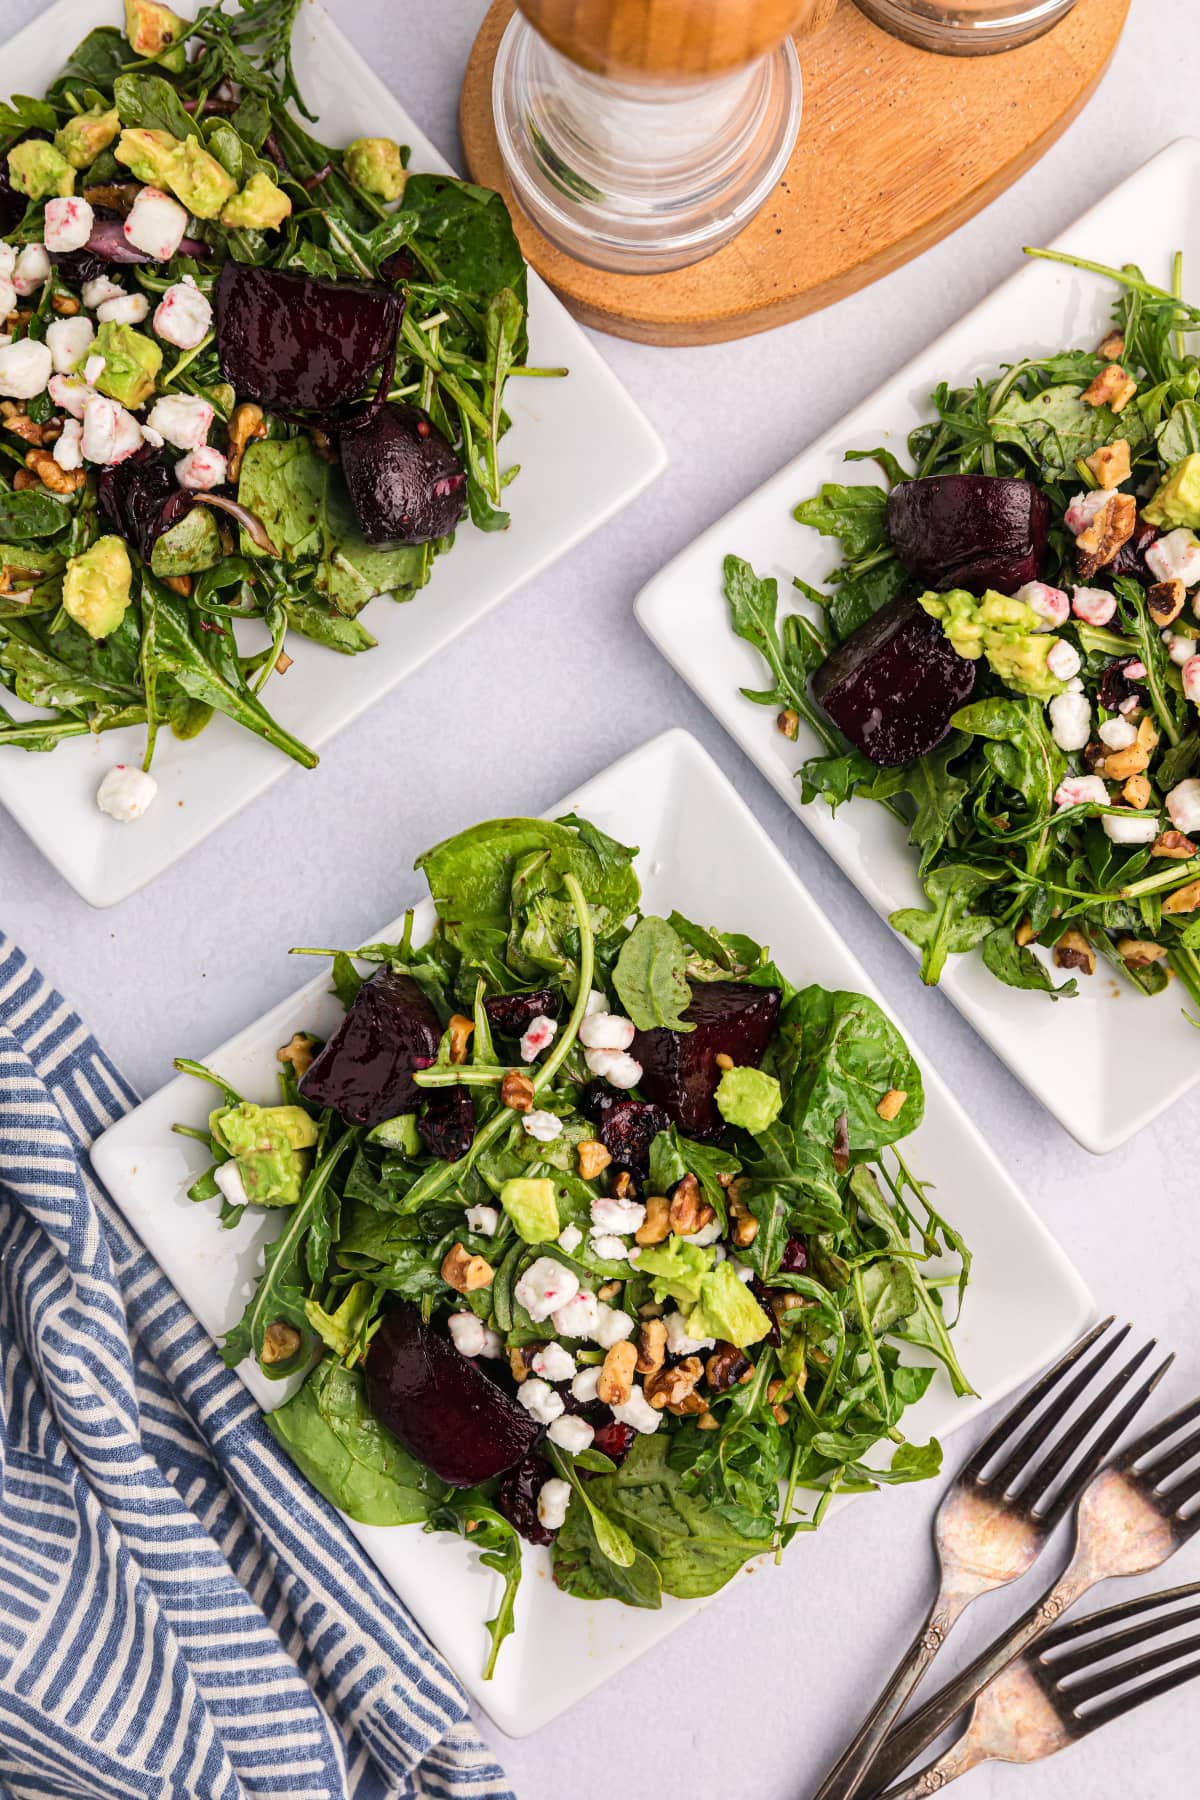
[612,915,693,1032]
[981,923,1077,1000]
[401,174,528,320]
[990,382,1141,476]
[890,865,997,986]
[724,554,838,752]
[792,484,889,559]
[0,95,58,134]
[951,697,1064,815]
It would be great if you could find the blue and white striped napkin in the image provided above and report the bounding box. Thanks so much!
[0,936,515,1800]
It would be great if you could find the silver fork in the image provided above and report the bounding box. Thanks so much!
[863,1382,1200,1794]
[877,1581,1200,1797]
[812,1319,1166,1800]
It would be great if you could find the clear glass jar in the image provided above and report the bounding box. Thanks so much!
[853,0,1079,54]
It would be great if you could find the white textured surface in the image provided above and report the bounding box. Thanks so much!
[0,0,1194,1794]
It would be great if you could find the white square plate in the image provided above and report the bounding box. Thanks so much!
[0,0,665,909]
[636,141,1200,1157]
[92,728,1092,1736]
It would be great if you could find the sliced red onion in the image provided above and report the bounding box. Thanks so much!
[192,491,279,556]
[86,218,211,264]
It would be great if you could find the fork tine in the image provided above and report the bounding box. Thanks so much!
[1065,1633,1200,1710]
[1077,1654,1200,1734]
[1023,1344,1169,1524]
[959,1317,1116,1483]
[1045,1603,1200,1680]
[1039,1582,1200,1656]
[1122,1392,1200,1474]
[1160,1464,1200,1514]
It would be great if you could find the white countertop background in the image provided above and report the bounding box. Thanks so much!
[1,0,1193,1794]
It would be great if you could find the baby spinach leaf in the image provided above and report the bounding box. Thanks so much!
[990,382,1132,476]
[0,95,58,133]
[267,1359,442,1524]
[51,27,128,97]
[112,72,200,141]
[612,915,693,1032]
[981,923,1077,1000]
[401,173,528,315]
[780,987,924,1154]
[1158,398,1200,465]
[0,490,72,541]
[951,697,1064,814]
[890,865,997,986]
[551,1488,663,1610]
[283,599,377,655]
[792,483,889,559]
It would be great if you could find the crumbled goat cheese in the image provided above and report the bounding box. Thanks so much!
[517,1378,565,1426]
[96,764,157,822]
[519,1014,558,1062]
[547,1414,594,1454]
[523,1108,563,1143]
[43,196,94,254]
[465,1204,499,1236]
[537,1477,571,1530]
[515,1257,580,1324]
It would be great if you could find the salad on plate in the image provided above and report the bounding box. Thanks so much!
[0,0,551,818]
[174,812,971,1676]
[728,250,1200,1006]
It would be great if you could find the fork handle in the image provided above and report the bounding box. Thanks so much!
[811,1586,975,1800]
[875,1731,987,1800]
[861,1564,1096,1795]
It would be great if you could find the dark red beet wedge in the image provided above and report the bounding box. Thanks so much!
[97,447,192,558]
[484,989,561,1038]
[339,402,466,546]
[366,1305,539,1488]
[582,1088,670,1175]
[1097,654,1149,715]
[812,594,976,767]
[214,261,402,413]
[887,474,1049,596]
[498,1452,556,1545]
[631,981,782,1140]
[299,969,440,1127]
[417,1085,476,1163]
[0,164,23,236]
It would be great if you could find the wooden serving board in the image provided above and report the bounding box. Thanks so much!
[459,0,1131,345]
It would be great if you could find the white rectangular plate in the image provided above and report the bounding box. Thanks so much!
[636,141,1200,1157]
[0,0,665,909]
[92,728,1092,1736]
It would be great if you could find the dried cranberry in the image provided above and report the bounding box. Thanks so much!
[591,1421,636,1464]
[417,1085,476,1162]
[498,1452,556,1546]
[582,1086,670,1176]
[483,989,561,1038]
[778,1234,808,1275]
[750,1275,783,1348]
[1097,655,1148,715]
[1109,516,1160,585]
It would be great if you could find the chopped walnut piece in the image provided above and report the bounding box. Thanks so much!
[646,1354,703,1411]
[447,1013,474,1065]
[696,1410,719,1430]
[597,1279,623,1302]
[1152,830,1197,860]
[1054,928,1095,975]
[669,1172,714,1237]
[1147,579,1186,628]
[261,1321,302,1365]
[25,448,84,494]
[11,470,38,490]
[635,1194,670,1245]
[1104,715,1158,781]
[705,1342,752,1392]
[500,1070,535,1112]
[1117,938,1168,969]
[875,1087,907,1122]
[666,1391,709,1417]
[3,411,47,446]
[1015,917,1037,947]
[509,1346,533,1384]
[636,1318,667,1376]
[1096,330,1126,361]
[612,1169,637,1200]
[227,402,266,482]
[777,708,800,740]
[576,1138,611,1181]
[1083,438,1131,489]
[767,1378,790,1425]
[441,1241,494,1292]
[50,292,80,316]
[1163,879,1200,917]
[1075,490,1137,578]
[1122,773,1152,810]
[277,1031,318,1078]
[729,1192,758,1248]
[162,574,191,597]
[1082,363,1137,413]
[597,1340,638,1406]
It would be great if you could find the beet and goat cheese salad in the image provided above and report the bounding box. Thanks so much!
[175,813,970,1675]
[728,250,1200,1005]
[1,0,552,819]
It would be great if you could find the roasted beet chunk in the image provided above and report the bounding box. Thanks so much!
[498,1452,556,1545]
[339,402,466,546]
[299,969,440,1127]
[0,163,24,236]
[97,448,190,559]
[417,1085,476,1163]
[1097,654,1149,715]
[583,1086,670,1175]
[778,1234,808,1274]
[50,246,110,290]
[484,989,561,1038]
[591,1420,636,1465]
[812,595,976,767]
[366,1305,539,1488]
[214,261,402,413]
[631,981,782,1140]
[887,474,1049,596]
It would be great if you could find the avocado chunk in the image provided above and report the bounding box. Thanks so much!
[345,136,407,202]
[633,1237,714,1307]
[7,139,74,201]
[55,104,121,171]
[94,320,162,408]
[115,128,237,218]
[211,1100,318,1207]
[918,587,1066,700]
[1145,454,1200,531]
[715,1066,782,1135]
[149,505,223,578]
[220,169,293,231]
[685,1262,772,1349]
[124,0,190,67]
[62,536,132,640]
[366,1112,422,1154]
[500,1176,560,1244]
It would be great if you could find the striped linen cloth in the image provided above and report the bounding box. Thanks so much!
[0,936,515,1800]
